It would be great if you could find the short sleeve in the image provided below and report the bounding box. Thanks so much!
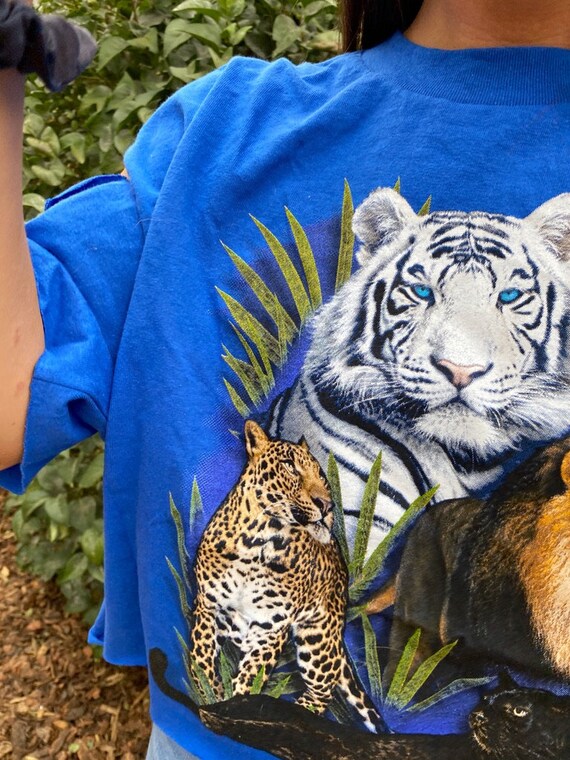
[0,66,230,494]
[0,175,143,493]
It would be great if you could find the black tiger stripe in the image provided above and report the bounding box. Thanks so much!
[330,451,410,514]
[307,378,431,498]
[535,282,556,371]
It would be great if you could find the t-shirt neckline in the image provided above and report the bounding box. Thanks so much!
[361,31,570,105]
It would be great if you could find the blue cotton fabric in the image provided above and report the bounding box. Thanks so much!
[1,33,570,758]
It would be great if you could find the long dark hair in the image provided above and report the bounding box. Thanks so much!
[340,0,423,52]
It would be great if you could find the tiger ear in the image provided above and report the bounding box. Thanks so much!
[353,187,419,265]
[244,420,270,460]
[526,193,570,261]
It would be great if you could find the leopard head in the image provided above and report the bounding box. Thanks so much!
[244,420,333,544]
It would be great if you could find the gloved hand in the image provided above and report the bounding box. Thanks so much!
[0,0,96,92]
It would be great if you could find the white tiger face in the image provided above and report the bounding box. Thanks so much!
[307,188,570,457]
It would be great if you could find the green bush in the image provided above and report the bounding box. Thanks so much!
[9,0,339,623]
[5,437,104,623]
[23,0,339,218]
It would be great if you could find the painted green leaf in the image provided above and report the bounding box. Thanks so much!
[285,207,322,309]
[393,177,401,193]
[192,663,216,704]
[407,677,493,713]
[350,451,382,579]
[250,665,266,694]
[327,453,349,567]
[361,613,382,702]
[169,493,193,595]
[335,179,354,292]
[222,243,297,342]
[190,478,204,531]
[251,216,311,323]
[167,556,192,621]
[219,650,234,700]
[386,628,421,705]
[265,673,293,698]
[418,195,432,216]
[222,345,263,404]
[175,628,203,704]
[350,485,439,602]
[394,640,457,709]
[231,324,273,395]
[217,288,281,364]
[183,676,204,708]
[223,378,250,417]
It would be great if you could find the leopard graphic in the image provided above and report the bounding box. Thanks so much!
[191,420,384,732]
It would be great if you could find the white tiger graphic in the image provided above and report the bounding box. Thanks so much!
[268,187,570,551]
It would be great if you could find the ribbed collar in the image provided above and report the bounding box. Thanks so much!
[361,32,570,105]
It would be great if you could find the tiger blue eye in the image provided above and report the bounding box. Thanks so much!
[412,284,433,300]
[499,288,522,304]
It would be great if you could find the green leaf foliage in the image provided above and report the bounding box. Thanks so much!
[349,450,382,579]
[23,0,340,221]
[360,612,382,702]
[5,436,104,624]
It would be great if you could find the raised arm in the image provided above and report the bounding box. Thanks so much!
[0,69,44,470]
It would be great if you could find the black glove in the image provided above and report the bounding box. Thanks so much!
[0,0,97,92]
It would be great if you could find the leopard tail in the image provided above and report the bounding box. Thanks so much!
[337,658,387,734]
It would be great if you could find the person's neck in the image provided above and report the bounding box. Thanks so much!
[405,0,570,49]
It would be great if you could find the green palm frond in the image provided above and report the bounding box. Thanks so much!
[407,677,493,713]
[231,324,274,395]
[265,673,294,698]
[223,378,251,417]
[285,207,322,310]
[217,288,282,365]
[222,243,298,343]
[166,494,193,621]
[175,628,205,705]
[251,215,312,324]
[327,453,349,566]
[385,630,461,711]
[219,650,234,700]
[250,665,266,695]
[190,477,203,531]
[349,451,382,579]
[220,183,357,410]
[418,195,432,216]
[395,640,457,708]
[349,485,438,603]
[386,628,421,705]
[361,612,383,702]
[222,345,264,405]
[166,556,192,622]
[335,179,355,292]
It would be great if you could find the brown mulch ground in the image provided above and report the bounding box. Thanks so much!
[0,493,151,760]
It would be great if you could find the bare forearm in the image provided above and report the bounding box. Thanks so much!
[0,69,45,470]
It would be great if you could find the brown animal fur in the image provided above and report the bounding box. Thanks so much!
[366,438,570,683]
[191,421,384,731]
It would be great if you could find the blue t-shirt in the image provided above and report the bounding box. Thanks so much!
[2,32,570,759]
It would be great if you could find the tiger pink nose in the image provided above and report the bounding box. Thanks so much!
[436,359,487,388]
